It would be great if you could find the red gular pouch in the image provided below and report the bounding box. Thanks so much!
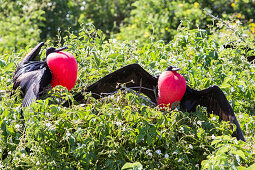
[46,51,78,91]
[157,68,186,110]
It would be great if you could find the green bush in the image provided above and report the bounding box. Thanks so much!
[0,21,254,169]
[115,0,255,43]
[35,0,134,43]
[37,0,82,42]
[115,0,205,43]
[0,0,44,52]
[2,0,254,52]
[78,0,134,37]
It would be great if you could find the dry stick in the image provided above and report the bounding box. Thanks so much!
[121,86,157,106]
[203,9,246,43]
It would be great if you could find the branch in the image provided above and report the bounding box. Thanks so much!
[121,86,157,106]
[99,86,157,106]
[203,9,246,43]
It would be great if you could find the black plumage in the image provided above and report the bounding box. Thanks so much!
[63,63,246,142]
[13,42,52,107]
[13,42,67,107]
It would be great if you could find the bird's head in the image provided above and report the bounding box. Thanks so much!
[46,46,68,56]
[157,66,186,109]
[166,66,181,71]
[46,46,77,91]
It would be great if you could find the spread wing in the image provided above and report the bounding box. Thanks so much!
[13,42,52,107]
[180,85,246,142]
[15,42,45,74]
[13,61,46,85]
[63,64,158,107]
[14,66,52,107]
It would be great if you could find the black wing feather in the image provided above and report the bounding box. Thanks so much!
[64,64,158,106]
[13,61,46,85]
[15,42,45,74]
[13,42,52,107]
[180,85,246,141]
[22,74,41,107]
[14,66,52,107]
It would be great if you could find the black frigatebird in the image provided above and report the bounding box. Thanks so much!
[63,63,246,142]
[13,42,78,107]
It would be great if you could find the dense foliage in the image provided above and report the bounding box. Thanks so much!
[0,0,255,169]
[1,21,255,168]
[0,0,44,52]
[115,0,255,43]
[1,0,255,50]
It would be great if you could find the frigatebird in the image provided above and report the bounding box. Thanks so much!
[63,63,246,142]
[13,42,78,107]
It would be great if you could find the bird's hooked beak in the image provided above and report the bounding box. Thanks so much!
[55,46,68,52]
[166,66,181,71]
[46,46,68,56]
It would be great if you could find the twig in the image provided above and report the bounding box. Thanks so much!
[203,9,246,43]
[99,86,157,106]
[120,86,157,106]
[127,86,155,92]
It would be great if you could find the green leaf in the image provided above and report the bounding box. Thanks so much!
[93,52,100,67]
[2,63,15,73]
[231,150,246,160]
[1,120,7,137]
[237,166,246,170]
[211,138,222,145]
[136,133,145,144]
[121,162,143,170]
[221,77,231,89]
[146,134,153,146]
[247,163,255,170]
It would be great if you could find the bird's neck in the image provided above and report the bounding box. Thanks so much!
[157,71,186,109]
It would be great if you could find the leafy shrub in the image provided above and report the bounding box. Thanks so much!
[115,0,205,43]
[78,0,135,37]
[0,0,44,52]
[115,0,255,43]
[0,19,255,169]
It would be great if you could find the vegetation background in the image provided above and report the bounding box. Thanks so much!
[0,0,254,169]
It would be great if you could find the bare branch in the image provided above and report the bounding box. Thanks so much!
[203,9,246,43]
